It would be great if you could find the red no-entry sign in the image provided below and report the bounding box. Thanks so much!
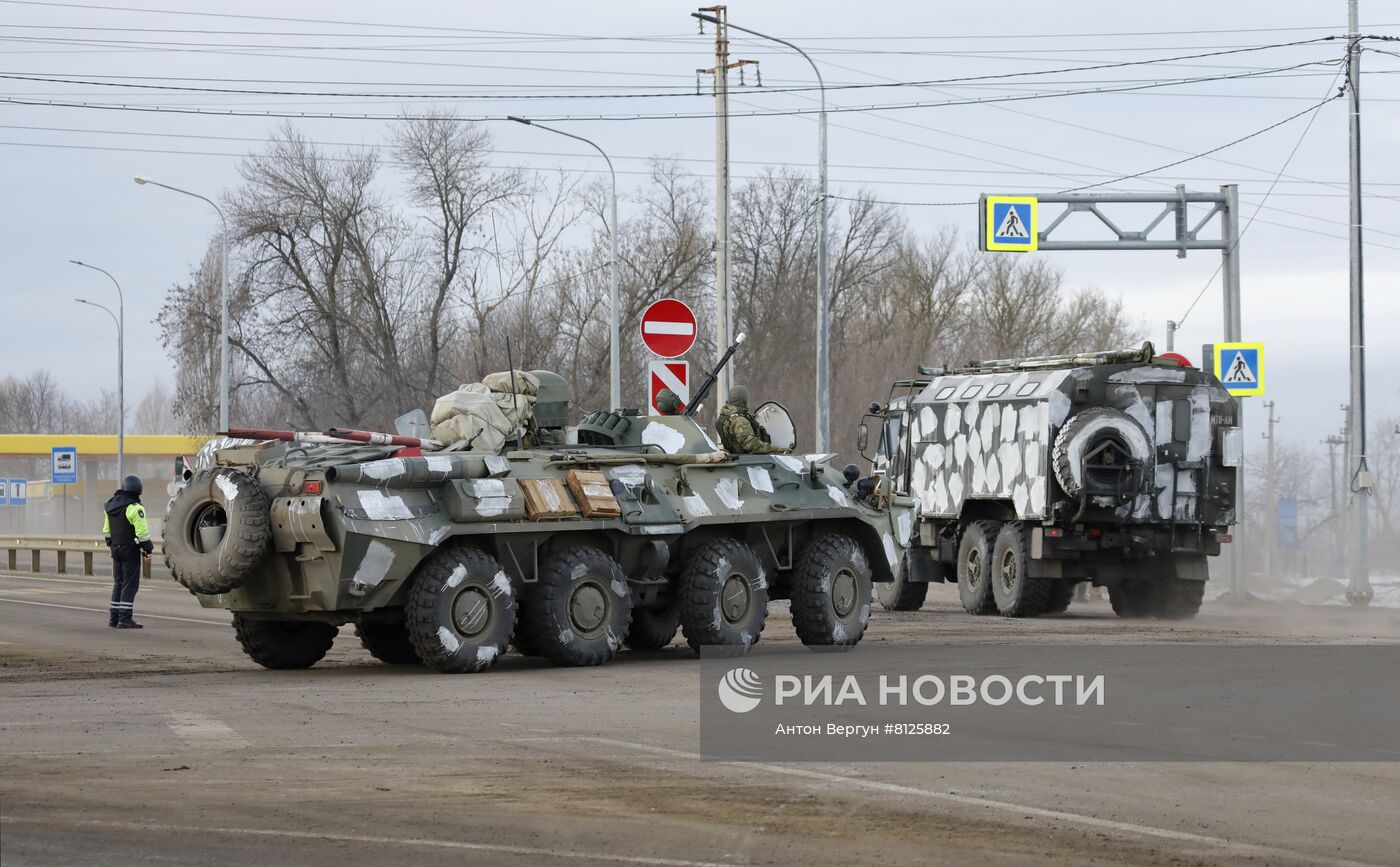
[640,298,697,358]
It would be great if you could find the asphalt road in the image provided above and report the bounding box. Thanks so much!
[1,569,1398,867]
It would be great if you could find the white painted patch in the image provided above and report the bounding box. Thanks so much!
[445,564,469,588]
[642,422,686,455]
[942,402,962,439]
[1017,405,1038,441]
[359,458,407,481]
[1000,441,1022,483]
[683,494,712,518]
[1155,400,1175,446]
[437,626,461,653]
[428,526,452,545]
[754,566,768,591]
[1186,389,1212,461]
[979,403,998,447]
[1115,385,1155,435]
[948,472,963,507]
[475,645,499,666]
[484,455,510,477]
[746,466,774,493]
[882,533,898,565]
[967,429,983,467]
[827,485,847,507]
[923,442,945,472]
[358,489,416,520]
[953,433,967,467]
[910,461,927,500]
[1024,443,1041,481]
[491,570,512,598]
[918,406,936,440]
[1056,414,1149,492]
[1012,482,1029,517]
[1109,367,1187,384]
[1156,463,1176,520]
[897,510,913,545]
[1174,470,1199,520]
[609,465,648,486]
[1047,388,1072,427]
[714,477,744,511]
[465,479,511,517]
[971,453,986,494]
[352,539,396,590]
[985,454,1001,492]
[213,473,240,503]
[425,456,454,473]
[1028,478,1046,515]
[772,455,804,474]
[1001,404,1018,442]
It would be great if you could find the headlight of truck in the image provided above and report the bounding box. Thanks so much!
[1218,427,1243,467]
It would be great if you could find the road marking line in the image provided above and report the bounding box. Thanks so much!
[571,736,1384,867]
[0,816,736,867]
[0,596,227,625]
[166,713,252,749]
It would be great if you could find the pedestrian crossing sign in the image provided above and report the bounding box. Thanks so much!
[982,194,1038,251]
[1214,342,1264,396]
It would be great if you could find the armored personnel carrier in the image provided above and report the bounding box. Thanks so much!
[861,343,1239,619]
[164,366,914,673]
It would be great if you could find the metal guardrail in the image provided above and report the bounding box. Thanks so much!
[2,534,164,579]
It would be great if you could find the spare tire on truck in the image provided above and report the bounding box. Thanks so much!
[163,468,271,595]
[1051,407,1152,498]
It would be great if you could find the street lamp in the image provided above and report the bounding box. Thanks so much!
[507,116,621,412]
[74,297,123,481]
[133,175,231,431]
[71,261,125,482]
[691,12,829,451]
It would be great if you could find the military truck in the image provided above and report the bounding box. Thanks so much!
[163,368,914,673]
[860,343,1239,619]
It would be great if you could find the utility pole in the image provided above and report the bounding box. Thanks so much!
[1345,0,1374,606]
[1165,319,1176,352]
[1220,183,1247,596]
[695,7,756,418]
[1324,432,1345,574]
[1262,400,1278,585]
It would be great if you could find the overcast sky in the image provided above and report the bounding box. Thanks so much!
[2,0,1397,447]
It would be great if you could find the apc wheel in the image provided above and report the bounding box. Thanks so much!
[990,522,1055,617]
[876,556,929,612]
[957,520,999,615]
[679,538,768,654]
[406,545,516,673]
[624,603,680,651]
[1152,579,1205,620]
[164,469,271,595]
[791,534,873,648]
[522,546,632,667]
[232,615,337,670]
[1108,583,1154,618]
[355,619,421,665]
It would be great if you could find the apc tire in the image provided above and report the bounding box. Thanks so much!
[233,614,337,670]
[1052,407,1152,498]
[990,522,1055,617]
[624,603,680,651]
[163,468,271,595]
[1108,582,1154,618]
[406,545,516,673]
[791,534,873,648]
[355,620,421,665]
[1152,579,1205,620]
[522,546,632,667]
[876,556,929,612]
[957,520,999,615]
[1045,581,1075,615]
[679,538,768,655]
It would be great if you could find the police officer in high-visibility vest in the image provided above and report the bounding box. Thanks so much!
[103,475,153,629]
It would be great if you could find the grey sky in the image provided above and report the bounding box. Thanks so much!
[2,0,1397,446]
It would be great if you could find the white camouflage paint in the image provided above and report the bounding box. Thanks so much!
[465,479,511,517]
[475,645,499,665]
[772,455,805,474]
[827,485,847,507]
[437,626,461,653]
[609,465,648,486]
[358,458,407,481]
[484,455,510,476]
[714,477,744,511]
[445,563,469,588]
[213,473,240,503]
[746,466,774,493]
[683,494,712,518]
[352,539,396,591]
[641,422,686,455]
[357,489,416,520]
[425,455,454,473]
[491,570,512,598]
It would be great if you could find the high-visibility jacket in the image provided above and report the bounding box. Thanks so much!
[103,490,152,554]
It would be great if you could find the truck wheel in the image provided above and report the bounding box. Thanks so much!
[406,545,516,673]
[233,615,337,669]
[1153,579,1205,620]
[957,520,999,615]
[355,620,421,665]
[624,604,680,651]
[876,556,929,612]
[164,468,271,595]
[1044,581,1075,615]
[1052,407,1152,498]
[679,538,768,654]
[791,534,873,648]
[1108,583,1153,618]
[990,523,1055,617]
[523,546,632,667]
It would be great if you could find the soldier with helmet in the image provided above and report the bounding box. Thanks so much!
[716,384,787,454]
[102,474,153,629]
[655,387,683,416]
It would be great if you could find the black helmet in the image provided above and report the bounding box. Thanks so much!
[120,475,143,495]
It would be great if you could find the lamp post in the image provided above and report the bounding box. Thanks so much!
[75,296,122,481]
[133,176,230,431]
[506,117,621,411]
[691,11,829,451]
